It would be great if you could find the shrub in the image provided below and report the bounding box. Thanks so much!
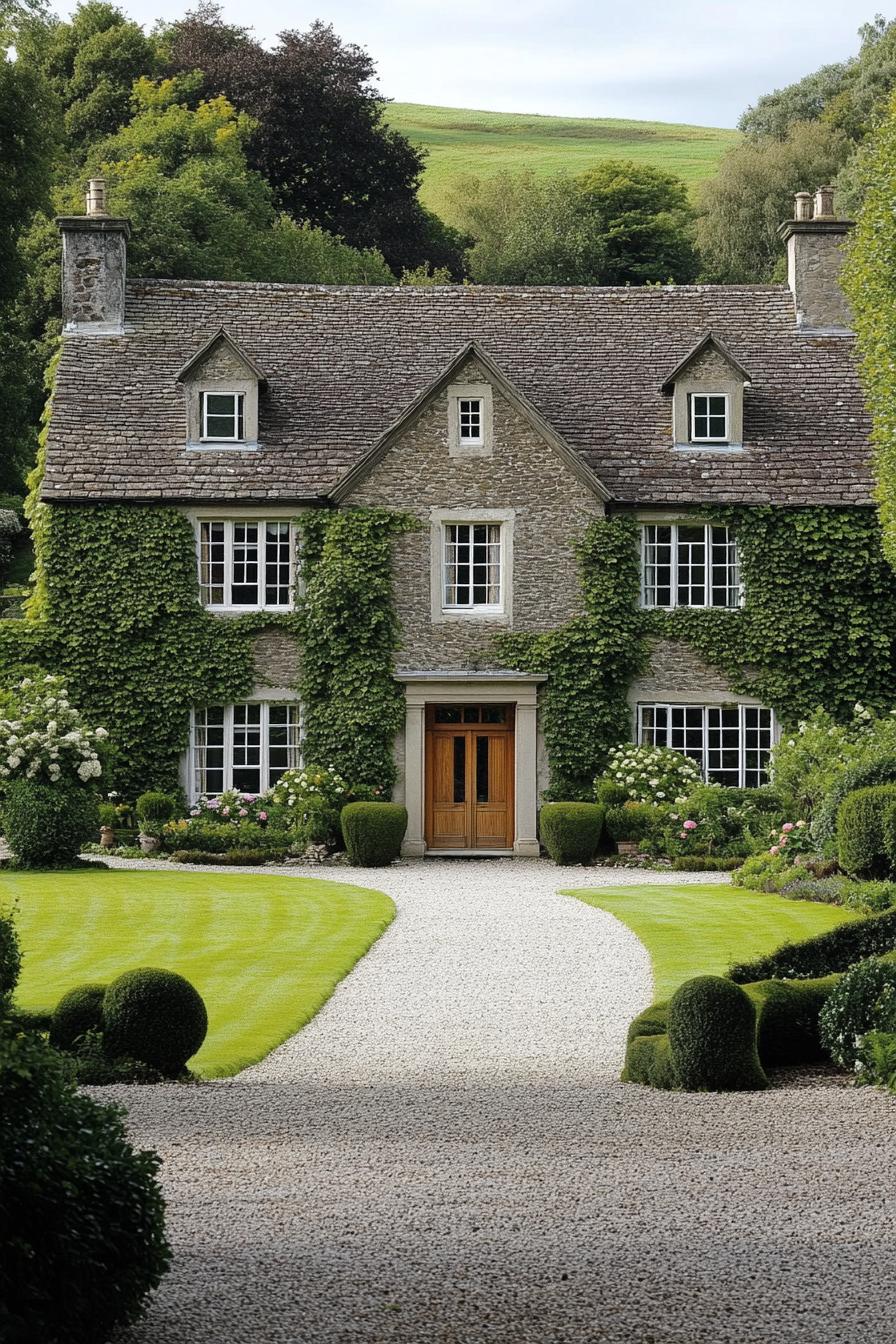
[269,764,375,848]
[0,911,21,1002]
[135,792,176,825]
[605,801,655,843]
[600,742,701,805]
[0,674,107,786]
[667,975,767,1091]
[729,906,896,982]
[162,819,282,853]
[0,1013,170,1342]
[770,709,864,820]
[813,755,896,847]
[539,802,604,865]
[169,848,288,865]
[67,1030,165,1085]
[594,778,628,806]
[731,851,789,889]
[98,802,119,828]
[3,780,99,867]
[836,785,896,877]
[857,1028,896,1090]
[671,855,742,872]
[882,800,896,871]
[102,968,208,1076]
[819,956,896,1069]
[341,802,408,866]
[49,983,107,1051]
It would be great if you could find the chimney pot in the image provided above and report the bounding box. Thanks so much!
[794,191,813,221]
[86,178,107,217]
[814,185,836,219]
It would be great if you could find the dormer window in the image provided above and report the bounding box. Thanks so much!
[690,393,729,444]
[202,392,245,442]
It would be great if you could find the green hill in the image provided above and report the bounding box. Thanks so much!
[385,103,739,225]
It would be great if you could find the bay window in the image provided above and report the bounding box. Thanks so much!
[641,523,740,609]
[638,702,774,788]
[192,702,301,798]
[198,519,294,610]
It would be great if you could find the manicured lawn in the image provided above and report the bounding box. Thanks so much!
[7,869,395,1077]
[568,883,859,1000]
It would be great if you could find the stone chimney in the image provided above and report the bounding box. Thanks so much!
[777,187,854,334]
[57,179,130,334]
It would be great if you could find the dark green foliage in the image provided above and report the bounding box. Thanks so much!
[340,802,408,867]
[0,911,21,1002]
[497,517,648,799]
[883,802,896,871]
[0,1012,170,1343]
[594,778,628,806]
[98,801,118,827]
[135,791,176,824]
[10,1007,52,1032]
[68,1029,165,1085]
[49,982,106,1051]
[745,976,838,1066]
[297,509,417,793]
[169,848,288,865]
[730,907,896,982]
[820,955,896,1067]
[162,821,284,853]
[538,802,604,865]
[671,855,743,872]
[813,757,896,846]
[837,785,896,876]
[605,803,654,842]
[667,976,767,1091]
[102,967,208,1076]
[3,779,99,867]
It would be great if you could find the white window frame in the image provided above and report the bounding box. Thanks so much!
[197,518,296,612]
[690,392,730,444]
[447,382,493,457]
[201,390,246,443]
[441,520,504,614]
[637,702,775,788]
[640,522,742,610]
[190,700,302,800]
[458,397,484,446]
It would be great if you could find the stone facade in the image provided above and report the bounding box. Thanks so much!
[629,638,745,705]
[781,220,854,333]
[347,356,604,671]
[252,629,299,691]
[57,216,128,333]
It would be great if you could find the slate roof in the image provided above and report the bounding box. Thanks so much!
[43,277,873,507]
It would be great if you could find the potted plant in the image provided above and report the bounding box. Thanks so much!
[605,801,654,855]
[136,791,176,855]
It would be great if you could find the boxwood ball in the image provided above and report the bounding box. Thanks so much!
[102,967,208,1075]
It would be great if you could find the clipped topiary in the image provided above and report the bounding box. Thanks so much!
[836,784,896,878]
[340,802,407,866]
[49,983,107,1052]
[102,968,208,1076]
[819,955,896,1069]
[747,976,838,1066]
[729,906,896,983]
[0,1013,170,1342]
[539,802,604,865]
[667,975,767,1091]
[3,780,99,868]
[135,791,176,825]
[813,756,896,847]
[605,802,654,843]
[0,910,21,1003]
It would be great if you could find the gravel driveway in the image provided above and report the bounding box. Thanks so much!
[110,858,896,1344]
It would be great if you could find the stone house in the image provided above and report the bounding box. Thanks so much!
[46,181,869,855]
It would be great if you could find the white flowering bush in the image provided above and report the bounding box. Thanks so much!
[599,743,702,806]
[819,957,896,1070]
[0,676,107,786]
[269,764,377,848]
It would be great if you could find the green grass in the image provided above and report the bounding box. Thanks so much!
[385,102,739,225]
[568,883,858,1000]
[7,869,395,1077]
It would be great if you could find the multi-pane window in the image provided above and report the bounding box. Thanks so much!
[443,522,502,610]
[641,523,740,609]
[690,393,729,443]
[202,392,245,441]
[192,702,301,797]
[458,398,483,443]
[638,703,774,787]
[199,520,294,610]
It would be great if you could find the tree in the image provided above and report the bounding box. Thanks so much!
[454,161,696,286]
[162,5,458,274]
[842,91,896,571]
[739,63,851,140]
[14,0,160,158]
[696,120,852,283]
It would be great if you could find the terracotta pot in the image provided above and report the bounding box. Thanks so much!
[138,833,161,854]
[99,825,115,849]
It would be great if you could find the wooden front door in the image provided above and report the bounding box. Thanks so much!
[425,704,515,851]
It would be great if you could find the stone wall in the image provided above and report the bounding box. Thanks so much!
[347,356,604,670]
[252,628,299,690]
[629,637,746,705]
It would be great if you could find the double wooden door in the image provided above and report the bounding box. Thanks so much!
[425,704,515,851]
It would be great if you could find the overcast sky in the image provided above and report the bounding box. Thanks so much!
[63,0,877,127]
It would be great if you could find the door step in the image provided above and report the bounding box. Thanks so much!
[424,849,515,858]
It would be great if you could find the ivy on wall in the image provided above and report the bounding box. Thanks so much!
[296,508,417,793]
[658,506,896,724]
[496,515,649,800]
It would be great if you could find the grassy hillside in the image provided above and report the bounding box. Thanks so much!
[386,103,739,225]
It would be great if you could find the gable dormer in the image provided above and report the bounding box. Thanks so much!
[176,329,267,450]
[661,332,751,452]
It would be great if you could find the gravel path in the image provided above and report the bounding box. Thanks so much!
[106,858,896,1344]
